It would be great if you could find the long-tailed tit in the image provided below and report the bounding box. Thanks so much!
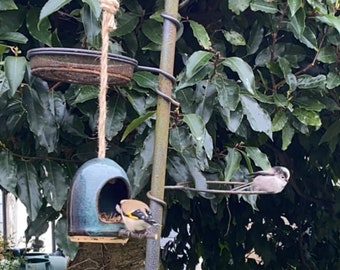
[232,166,290,194]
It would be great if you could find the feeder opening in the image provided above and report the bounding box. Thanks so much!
[97,178,129,223]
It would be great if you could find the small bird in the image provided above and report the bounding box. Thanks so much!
[115,199,158,233]
[232,166,290,194]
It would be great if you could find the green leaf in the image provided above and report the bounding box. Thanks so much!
[185,51,214,79]
[245,146,271,170]
[17,161,43,220]
[55,217,79,260]
[278,57,297,91]
[215,76,240,111]
[247,20,264,55]
[41,161,69,211]
[195,81,216,124]
[288,0,302,16]
[282,123,294,150]
[297,74,326,89]
[169,126,192,153]
[167,154,191,184]
[189,20,211,50]
[289,8,305,38]
[240,95,272,138]
[82,0,102,19]
[250,0,278,14]
[222,30,246,46]
[72,85,98,105]
[319,119,340,145]
[121,111,155,142]
[142,19,162,45]
[222,57,255,95]
[293,95,325,112]
[105,95,126,140]
[326,72,340,89]
[317,46,337,64]
[113,12,139,37]
[229,0,251,14]
[220,106,244,132]
[293,108,321,127]
[316,14,340,34]
[224,148,242,181]
[22,85,58,152]
[0,0,17,11]
[183,113,213,159]
[4,56,26,96]
[0,150,17,194]
[81,4,100,47]
[26,7,52,46]
[40,0,72,22]
[272,110,288,132]
[128,131,154,197]
[0,32,27,43]
[133,71,158,89]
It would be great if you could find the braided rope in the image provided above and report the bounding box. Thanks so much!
[97,0,119,158]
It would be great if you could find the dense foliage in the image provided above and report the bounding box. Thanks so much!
[0,0,339,269]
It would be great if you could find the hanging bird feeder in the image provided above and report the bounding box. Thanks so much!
[68,158,131,243]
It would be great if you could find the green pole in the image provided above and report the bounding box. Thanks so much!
[145,0,179,269]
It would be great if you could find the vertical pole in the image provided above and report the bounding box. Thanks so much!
[145,0,179,269]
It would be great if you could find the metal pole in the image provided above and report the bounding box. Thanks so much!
[145,0,179,269]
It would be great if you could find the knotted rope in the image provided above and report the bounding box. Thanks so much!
[98,0,120,158]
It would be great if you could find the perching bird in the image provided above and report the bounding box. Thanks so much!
[115,199,158,233]
[232,166,290,194]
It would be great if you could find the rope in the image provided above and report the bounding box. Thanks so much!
[98,0,120,158]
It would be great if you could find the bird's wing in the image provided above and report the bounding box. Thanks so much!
[127,209,157,225]
[248,171,275,177]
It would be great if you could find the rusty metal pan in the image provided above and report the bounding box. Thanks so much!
[27,48,138,85]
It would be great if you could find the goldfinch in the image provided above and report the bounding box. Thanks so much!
[115,199,158,233]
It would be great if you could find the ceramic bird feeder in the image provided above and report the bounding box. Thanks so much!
[68,158,131,243]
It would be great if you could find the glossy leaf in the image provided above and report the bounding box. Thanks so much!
[185,51,214,79]
[247,20,264,55]
[133,71,158,89]
[189,20,211,50]
[224,148,242,181]
[222,30,246,46]
[4,56,26,96]
[326,72,340,89]
[293,108,321,127]
[297,75,327,89]
[317,46,337,64]
[112,12,139,37]
[26,7,52,46]
[82,0,101,19]
[215,76,240,111]
[142,19,162,45]
[316,14,340,34]
[128,131,154,197]
[229,0,250,14]
[40,0,72,22]
[17,162,43,220]
[0,32,27,44]
[289,8,305,38]
[22,85,58,152]
[222,57,255,95]
[272,110,288,132]
[319,119,340,146]
[41,161,69,211]
[288,0,302,16]
[250,0,278,13]
[81,4,100,47]
[282,123,295,150]
[0,151,17,194]
[0,0,17,10]
[245,146,271,170]
[241,95,272,138]
[55,217,79,260]
[105,95,126,140]
[121,110,155,141]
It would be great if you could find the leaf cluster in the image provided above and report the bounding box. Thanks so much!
[0,0,339,268]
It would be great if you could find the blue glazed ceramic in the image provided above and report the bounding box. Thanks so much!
[68,158,131,240]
